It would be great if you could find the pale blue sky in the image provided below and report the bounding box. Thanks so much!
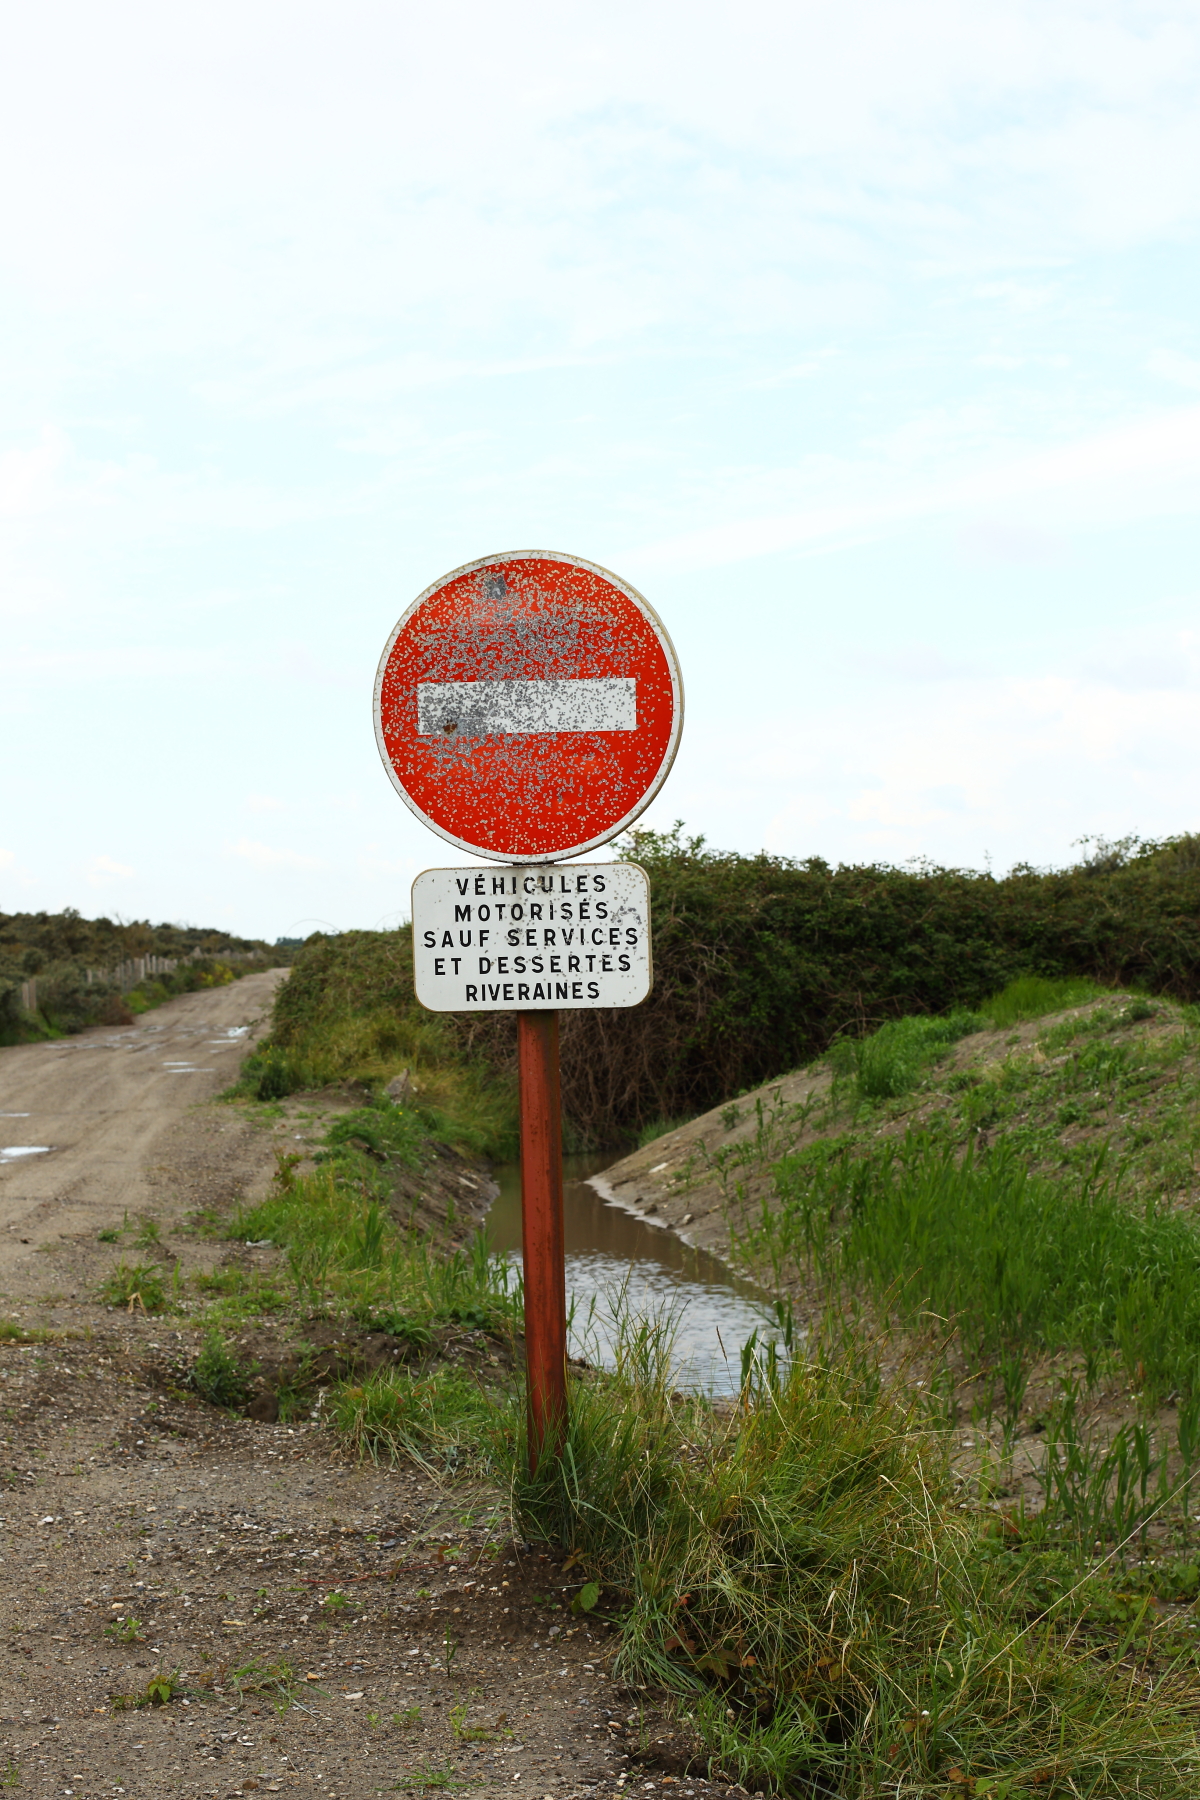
[3,1,1199,938]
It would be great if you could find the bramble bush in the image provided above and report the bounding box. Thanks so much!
[462,826,1200,1139]
[248,828,1200,1143]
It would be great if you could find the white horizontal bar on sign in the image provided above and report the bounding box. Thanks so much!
[417,677,636,736]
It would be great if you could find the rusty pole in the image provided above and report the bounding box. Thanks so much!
[517,1008,567,1471]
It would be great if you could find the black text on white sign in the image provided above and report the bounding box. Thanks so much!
[411,863,652,1012]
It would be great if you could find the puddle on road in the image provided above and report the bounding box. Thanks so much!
[486,1154,782,1396]
[0,1146,52,1163]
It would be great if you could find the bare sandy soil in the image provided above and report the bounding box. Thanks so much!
[0,980,740,1800]
[0,972,289,1288]
[595,1067,832,1258]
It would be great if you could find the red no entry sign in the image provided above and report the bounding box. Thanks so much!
[373,551,683,862]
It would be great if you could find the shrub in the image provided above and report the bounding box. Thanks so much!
[0,909,275,1041]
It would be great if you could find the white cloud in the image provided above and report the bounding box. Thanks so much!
[0,429,64,519]
[628,402,1200,572]
[955,520,1067,565]
[357,845,424,879]
[226,838,325,873]
[85,855,135,885]
[1,1,1199,934]
[757,640,1200,872]
[1149,350,1200,392]
[0,1,1197,347]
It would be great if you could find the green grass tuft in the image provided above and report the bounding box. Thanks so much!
[830,1008,986,1100]
[327,1366,504,1470]
[980,973,1108,1027]
[320,1103,426,1168]
[189,1329,257,1411]
[511,1336,1198,1795]
[636,1117,692,1149]
[98,1262,167,1313]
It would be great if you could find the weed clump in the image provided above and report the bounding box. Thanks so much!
[227,1656,302,1713]
[242,1044,313,1101]
[98,1262,167,1313]
[189,1329,256,1411]
[112,1668,181,1709]
[104,1615,144,1644]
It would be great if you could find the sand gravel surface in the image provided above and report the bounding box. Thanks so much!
[0,977,734,1798]
[0,972,286,1287]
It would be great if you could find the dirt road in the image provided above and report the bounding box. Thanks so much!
[0,980,729,1800]
[0,971,287,1283]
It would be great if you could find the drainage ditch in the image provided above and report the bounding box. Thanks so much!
[485,1153,779,1395]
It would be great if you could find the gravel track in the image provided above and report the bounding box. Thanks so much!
[0,980,740,1800]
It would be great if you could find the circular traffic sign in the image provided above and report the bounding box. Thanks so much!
[374,551,683,862]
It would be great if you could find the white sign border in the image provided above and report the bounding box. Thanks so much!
[411,860,653,1013]
[373,549,684,864]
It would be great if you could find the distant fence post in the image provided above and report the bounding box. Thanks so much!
[12,947,260,1021]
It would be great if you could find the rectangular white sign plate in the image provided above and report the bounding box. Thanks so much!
[411,862,651,1012]
[416,677,636,737]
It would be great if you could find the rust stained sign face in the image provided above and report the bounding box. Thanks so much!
[373,550,683,862]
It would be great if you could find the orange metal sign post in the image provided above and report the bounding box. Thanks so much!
[374,551,682,1475]
[516,1010,568,1467]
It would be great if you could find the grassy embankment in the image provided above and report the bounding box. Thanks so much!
[710,978,1200,1415]
[652,974,1200,1648]
[158,969,1200,1791]
[232,925,522,1157]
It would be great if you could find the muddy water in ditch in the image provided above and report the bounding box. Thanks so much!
[485,1154,780,1396]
